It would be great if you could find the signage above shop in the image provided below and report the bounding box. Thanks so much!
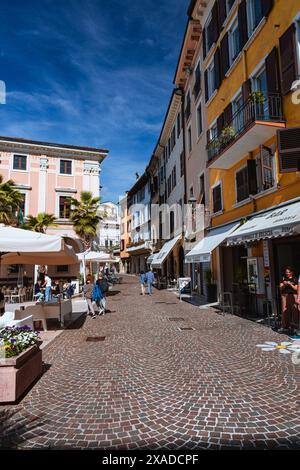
[227,200,300,245]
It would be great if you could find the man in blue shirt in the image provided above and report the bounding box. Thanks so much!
[145,268,155,295]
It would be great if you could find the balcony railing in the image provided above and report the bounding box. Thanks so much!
[207,93,284,163]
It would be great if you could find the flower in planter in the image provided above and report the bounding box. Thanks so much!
[0,326,40,358]
[219,126,236,145]
[250,91,265,104]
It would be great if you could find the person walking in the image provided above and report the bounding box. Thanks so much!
[139,271,146,295]
[96,272,109,314]
[145,268,155,296]
[34,279,44,302]
[279,266,298,332]
[83,275,96,319]
[44,274,52,303]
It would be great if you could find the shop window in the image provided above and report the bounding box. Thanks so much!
[60,160,72,175]
[212,184,222,213]
[13,154,27,171]
[59,196,71,219]
[236,166,249,202]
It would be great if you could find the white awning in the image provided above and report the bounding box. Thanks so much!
[227,201,300,245]
[185,222,240,264]
[151,235,181,268]
[147,253,159,264]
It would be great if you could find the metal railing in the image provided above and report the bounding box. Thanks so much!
[207,93,284,162]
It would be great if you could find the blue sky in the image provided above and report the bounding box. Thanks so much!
[0,0,188,202]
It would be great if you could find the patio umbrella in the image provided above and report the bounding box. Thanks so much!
[0,225,63,252]
[77,251,119,262]
[1,244,78,265]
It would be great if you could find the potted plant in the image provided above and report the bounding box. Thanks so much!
[219,126,236,146]
[204,268,217,303]
[0,326,42,403]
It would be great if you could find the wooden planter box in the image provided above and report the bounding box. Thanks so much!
[0,345,42,403]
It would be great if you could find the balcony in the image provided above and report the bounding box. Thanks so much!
[207,93,286,169]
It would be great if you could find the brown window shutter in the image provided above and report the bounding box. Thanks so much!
[242,79,251,103]
[203,27,207,60]
[247,160,258,195]
[277,127,300,172]
[279,24,298,96]
[220,32,229,79]
[204,69,209,102]
[212,1,220,43]
[217,113,225,137]
[214,48,221,90]
[218,0,227,29]
[266,47,280,94]
[238,0,248,49]
[262,0,273,18]
[224,103,232,127]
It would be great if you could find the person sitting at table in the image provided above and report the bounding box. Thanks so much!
[34,279,44,302]
[43,274,52,303]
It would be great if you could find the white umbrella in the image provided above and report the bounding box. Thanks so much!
[77,251,118,262]
[0,225,62,252]
[1,244,78,265]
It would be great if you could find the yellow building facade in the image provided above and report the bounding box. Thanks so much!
[189,0,300,317]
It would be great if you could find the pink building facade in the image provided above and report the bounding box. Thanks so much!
[0,136,108,284]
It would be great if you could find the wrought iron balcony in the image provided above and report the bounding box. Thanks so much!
[207,93,285,169]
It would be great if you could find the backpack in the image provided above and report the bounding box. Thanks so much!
[67,284,75,297]
[92,283,103,302]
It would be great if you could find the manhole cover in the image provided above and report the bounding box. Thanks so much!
[86,336,106,342]
[178,327,195,331]
[169,317,185,321]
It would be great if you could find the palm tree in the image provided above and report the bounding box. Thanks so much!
[23,213,57,233]
[0,175,24,225]
[70,191,102,250]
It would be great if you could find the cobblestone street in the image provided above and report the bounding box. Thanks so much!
[1,275,299,450]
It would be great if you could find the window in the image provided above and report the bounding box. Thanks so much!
[199,174,205,205]
[207,59,216,99]
[246,0,263,37]
[105,240,108,248]
[226,0,235,14]
[167,175,172,197]
[59,196,71,219]
[19,193,26,216]
[185,91,191,120]
[172,165,177,189]
[236,167,249,202]
[177,112,181,138]
[13,155,27,171]
[212,184,222,213]
[193,62,201,98]
[205,12,214,53]
[210,122,218,140]
[252,67,269,115]
[57,265,69,273]
[60,160,72,175]
[171,126,176,150]
[228,17,240,64]
[170,211,174,235]
[188,126,192,153]
[197,103,203,137]
[180,152,184,177]
[232,93,244,132]
[256,148,275,191]
[168,138,171,157]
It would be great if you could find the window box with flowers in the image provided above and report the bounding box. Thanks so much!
[219,126,237,146]
[0,326,42,403]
